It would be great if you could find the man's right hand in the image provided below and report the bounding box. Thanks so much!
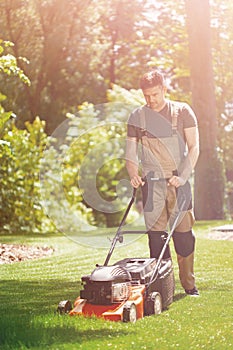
[130,175,145,188]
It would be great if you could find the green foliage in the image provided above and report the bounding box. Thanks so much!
[61,88,141,227]
[0,0,203,132]
[0,39,30,85]
[1,0,233,134]
[0,39,52,233]
[0,107,12,135]
[218,114,233,217]
[0,117,52,233]
[0,81,142,233]
[0,0,233,226]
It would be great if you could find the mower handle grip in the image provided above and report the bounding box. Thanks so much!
[131,176,169,197]
[141,176,169,183]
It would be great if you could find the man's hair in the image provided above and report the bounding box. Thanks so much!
[139,70,165,90]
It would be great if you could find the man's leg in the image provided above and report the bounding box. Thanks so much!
[176,252,195,291]
[172,211,199,295]
[172,230,195,290]
[148,231,171,259]
[146,203,171,260]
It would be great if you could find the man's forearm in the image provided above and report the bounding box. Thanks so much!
[179,144,199,182]
[126,160,139,179]
[126,137,140,179]
[126,160,144,188]
[179,126,200,182]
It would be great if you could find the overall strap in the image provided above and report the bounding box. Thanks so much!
[171,102,179,135]
[138,106,146,138]
[139,102,179,137]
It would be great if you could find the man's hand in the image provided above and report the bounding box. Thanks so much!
[130,175,145,188]
[168,176,185,188]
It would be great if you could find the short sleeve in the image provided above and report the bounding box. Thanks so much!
[127,108,141,139]
[181,103,198,129]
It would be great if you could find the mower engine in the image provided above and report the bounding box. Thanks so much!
[80,265,132,305]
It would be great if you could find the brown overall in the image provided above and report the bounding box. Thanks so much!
[139,103,195,291]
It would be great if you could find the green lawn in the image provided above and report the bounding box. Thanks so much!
[0,221,233,350]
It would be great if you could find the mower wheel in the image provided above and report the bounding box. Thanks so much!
[123,303,137,323]
[57,300,72,315]
[145,292,162,316]
[153,292,162,314]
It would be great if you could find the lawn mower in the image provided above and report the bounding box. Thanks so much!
[58,179,186,322]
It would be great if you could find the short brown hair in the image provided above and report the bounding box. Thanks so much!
[139,70,165,90]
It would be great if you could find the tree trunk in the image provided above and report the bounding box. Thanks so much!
[185,0,225,219]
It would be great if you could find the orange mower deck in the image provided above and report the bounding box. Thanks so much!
[69,284,145,322]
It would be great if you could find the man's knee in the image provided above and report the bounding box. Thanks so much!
[172,230,195,257]
[148,231,171,259]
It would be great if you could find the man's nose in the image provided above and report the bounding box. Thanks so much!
[148,95,155,102]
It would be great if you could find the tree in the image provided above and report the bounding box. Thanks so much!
[185,0,225,219]
[0,0,189,133]
[1,0,233,221]
[0,0,103,132]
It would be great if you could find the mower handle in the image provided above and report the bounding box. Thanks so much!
[103,176,177,266]
[103,185,138,266]
[146,195,187,290]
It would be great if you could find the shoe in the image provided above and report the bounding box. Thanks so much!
[185,287,199,296]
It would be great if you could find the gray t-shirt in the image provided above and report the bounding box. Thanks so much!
[127,100,197,143]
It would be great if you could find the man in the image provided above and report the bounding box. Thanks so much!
[126,70,200,296]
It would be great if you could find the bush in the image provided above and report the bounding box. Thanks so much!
[0,115,53,233]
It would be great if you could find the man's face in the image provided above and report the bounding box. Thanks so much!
[142,85,167,112]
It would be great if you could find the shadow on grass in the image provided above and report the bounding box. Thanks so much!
[173,292,187,303]
[0,279,133,349]
[0,279,82,316]
[1,320,129,349]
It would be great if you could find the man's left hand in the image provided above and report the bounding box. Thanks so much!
[168,176,185,188]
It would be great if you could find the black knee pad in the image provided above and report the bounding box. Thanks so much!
[172,230,195,257]
[148,231,171,259]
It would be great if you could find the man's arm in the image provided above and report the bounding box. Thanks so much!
[169,126,199,188]
[126,136,144,188]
